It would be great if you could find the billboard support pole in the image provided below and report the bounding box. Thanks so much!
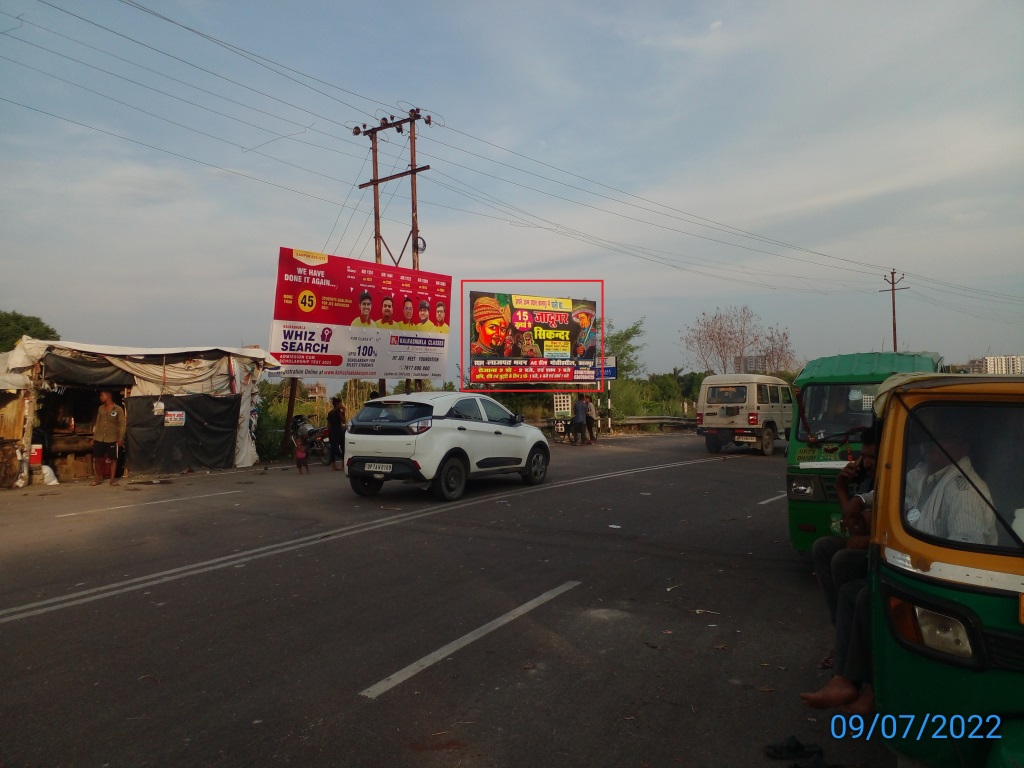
[281,377,299,456]
[605,379,612,433]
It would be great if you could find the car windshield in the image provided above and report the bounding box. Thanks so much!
[796,383,878,441]
[706,385,746,405]
[354,401,433,423]
[901,403,1024,554]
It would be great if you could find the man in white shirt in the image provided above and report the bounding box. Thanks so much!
[905,422,997,545]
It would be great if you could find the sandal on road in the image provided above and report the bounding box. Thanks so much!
[765,735,823,760]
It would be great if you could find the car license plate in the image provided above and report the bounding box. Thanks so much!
[365,462,392,473]
[735,436,757,443]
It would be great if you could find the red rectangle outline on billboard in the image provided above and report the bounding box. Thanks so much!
[460,279,605,393]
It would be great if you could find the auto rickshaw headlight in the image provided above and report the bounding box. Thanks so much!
[787,474,824,501]
[887,596,974,660]
[915,606,974,659]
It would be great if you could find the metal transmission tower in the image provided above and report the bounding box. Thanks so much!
[353,109,432,393]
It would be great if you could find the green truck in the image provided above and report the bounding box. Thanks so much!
[785,351,942,552]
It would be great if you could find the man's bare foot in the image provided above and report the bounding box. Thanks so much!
[800,675,858,709]
[841,684,874,715]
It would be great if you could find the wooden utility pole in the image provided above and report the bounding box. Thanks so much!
[280,377,299,457]
[353,108,431,394]
[880,270,908,351]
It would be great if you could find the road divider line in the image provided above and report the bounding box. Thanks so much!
[55,491,243,518]
[2,458,728,624]
[758,493,787,505]
[360,580,581,700]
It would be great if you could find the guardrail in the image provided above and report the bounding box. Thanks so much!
[615,416,696,431]
[544,416,696,433]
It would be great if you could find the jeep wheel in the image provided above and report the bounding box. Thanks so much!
[521,445,549,485]
[432,455,467,501]
[705,436,722,454]
[758,427,776,456]
[350,475,384,497]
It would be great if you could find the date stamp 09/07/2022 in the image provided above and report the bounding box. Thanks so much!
[831,713,1003,741]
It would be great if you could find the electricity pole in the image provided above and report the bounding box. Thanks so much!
[353,108,431,394]
[880,270,908,351]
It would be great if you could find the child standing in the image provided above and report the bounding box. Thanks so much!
[293,435,309,474]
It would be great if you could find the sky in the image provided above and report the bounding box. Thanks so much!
[1,0,1021,382]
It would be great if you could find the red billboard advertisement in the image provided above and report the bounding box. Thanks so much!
[462,281,604,390]
[269,248,452,379]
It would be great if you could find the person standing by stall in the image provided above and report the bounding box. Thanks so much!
[327,397,347,472]
[91,390,125,486]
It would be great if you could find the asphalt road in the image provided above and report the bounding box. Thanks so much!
[0,434,894,768]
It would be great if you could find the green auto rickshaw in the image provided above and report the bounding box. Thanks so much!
[867,373,1023,767]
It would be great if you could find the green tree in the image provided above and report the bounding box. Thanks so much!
[253,379,290,461]
[647,372,681,403]
[678,370,710,402]
[0,310,59,352]
[604,317,647,379]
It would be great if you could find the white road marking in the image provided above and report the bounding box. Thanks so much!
[3,457,734,624]
[55,491,242,517]
[359,581,581,700]
[758,493,787,505]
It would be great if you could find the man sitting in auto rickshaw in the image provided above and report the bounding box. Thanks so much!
[903,416,998,546]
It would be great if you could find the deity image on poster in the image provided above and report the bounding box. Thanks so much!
[468,294,512,357]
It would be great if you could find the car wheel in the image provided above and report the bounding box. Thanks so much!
[705,436,722,454]
[432,455,467,501]
[521,445,548,485]
[759,427,775,456]
[350,475,384,496]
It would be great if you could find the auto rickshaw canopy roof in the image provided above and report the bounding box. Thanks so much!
[794,351,942,387]
[872,373,1024,418]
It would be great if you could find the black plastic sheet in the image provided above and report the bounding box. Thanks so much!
[126,394,240,475]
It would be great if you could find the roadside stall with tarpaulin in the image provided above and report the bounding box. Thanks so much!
[3,337,279,483]
[0,352,34,487]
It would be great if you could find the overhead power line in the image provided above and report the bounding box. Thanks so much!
[7,2,1021,315]
[0,95,412,233]
[114,0,390,120]
[28,0,363,132]
[104,0,1023,303]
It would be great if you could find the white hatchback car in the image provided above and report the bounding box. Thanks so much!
[344,392,550,501]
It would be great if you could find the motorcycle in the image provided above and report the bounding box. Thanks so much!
[290,415,332,466]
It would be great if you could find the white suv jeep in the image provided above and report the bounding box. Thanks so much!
[345,392,550,501]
